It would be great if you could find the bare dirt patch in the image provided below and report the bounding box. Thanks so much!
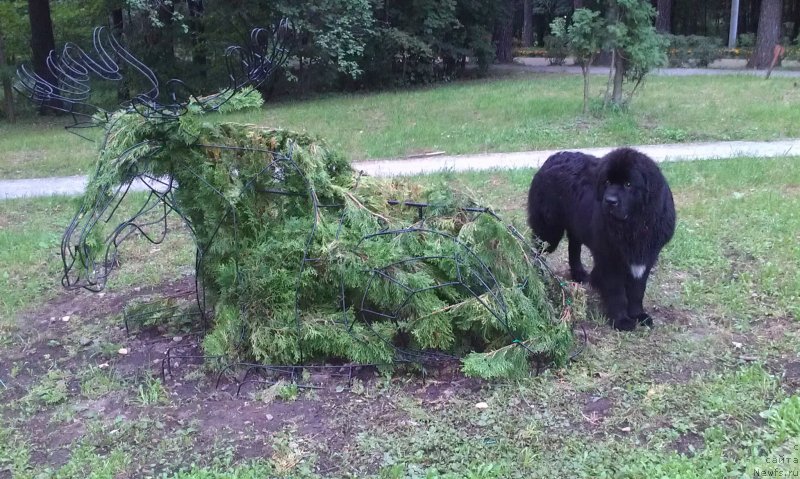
[16,275,197,332]
[781,361,800,393]
[0,277,497,475]
[670,431,705,456]
[582,396,613,424]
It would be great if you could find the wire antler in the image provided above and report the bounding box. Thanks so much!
[16,20,294,132]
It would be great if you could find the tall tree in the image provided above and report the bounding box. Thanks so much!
[0,31,15,122]
[749,0,762,33]
[494,0,515,62]
[748,0,782,68]
[655,0,672,32]
[523,0,534,46]
[790,0,800,40]
[27,0,58,112]
[187,0,206,78]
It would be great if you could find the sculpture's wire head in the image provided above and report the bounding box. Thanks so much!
[15,20,294,132]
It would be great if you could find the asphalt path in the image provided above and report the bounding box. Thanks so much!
[2,139,799,200]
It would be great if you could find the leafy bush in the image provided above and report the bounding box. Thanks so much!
[665,35,723,67]
[544,32,569,66]
[786,46,800,61]
[721,47,753,59]
[738,33,756,48]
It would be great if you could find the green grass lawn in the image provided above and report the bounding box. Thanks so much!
[0,156,798,478]
[2,73,800,179]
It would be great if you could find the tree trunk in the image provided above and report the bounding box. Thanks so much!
[27,0,58,113]
[158,2,175,59]
[0,32,15,122]
[605,0,624,107]
[605,48,614,105]
[493,0,515,63]
[748,0,783,68]
[110,8,123,33]
[749,0,762,33]
[522,0,533,47]
[582,64,591,114]
[792,0,800,40]
[536,13,549,46]
[612,48,624,105]
[656,0,672,32]
[188,0,206,78]
[109,8,129,102]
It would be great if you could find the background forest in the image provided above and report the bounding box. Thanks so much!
[1,0,799,121]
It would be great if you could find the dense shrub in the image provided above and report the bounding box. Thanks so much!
[665,34,723,67]
[544,34,569,65]
[738,33,756,48]
[513,47,549,57]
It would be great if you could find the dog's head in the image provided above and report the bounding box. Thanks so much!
[596,148,659,222]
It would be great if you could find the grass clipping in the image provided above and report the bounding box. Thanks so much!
[80,95,576,379]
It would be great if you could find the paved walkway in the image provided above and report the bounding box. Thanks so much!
[2,139,799,200]
[503,57,800,78]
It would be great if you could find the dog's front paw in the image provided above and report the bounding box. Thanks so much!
[635,312,653,327]
[571,268,589,283]
[612,316,637,331]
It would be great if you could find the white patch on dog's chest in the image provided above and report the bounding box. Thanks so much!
[630,264,646,278]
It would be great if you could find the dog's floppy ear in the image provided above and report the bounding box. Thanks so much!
[640,158,662,204]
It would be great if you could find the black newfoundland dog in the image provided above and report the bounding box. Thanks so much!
[527,148,676,331]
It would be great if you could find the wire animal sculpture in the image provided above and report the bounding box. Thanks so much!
[17,22,582,390]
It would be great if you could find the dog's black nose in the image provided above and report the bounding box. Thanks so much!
[605,196,619,207]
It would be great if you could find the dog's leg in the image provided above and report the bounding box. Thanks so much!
[592,265,635,331]
[567,233,588,283]
[626,267,652,327]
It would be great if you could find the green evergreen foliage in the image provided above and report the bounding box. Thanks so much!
[76,89,577,379]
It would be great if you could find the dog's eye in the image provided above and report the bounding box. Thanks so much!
[624,182,632,188]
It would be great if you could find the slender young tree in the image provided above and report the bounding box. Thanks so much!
[552,8,604,113]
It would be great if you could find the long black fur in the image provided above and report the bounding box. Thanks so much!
[527,148,676,331]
